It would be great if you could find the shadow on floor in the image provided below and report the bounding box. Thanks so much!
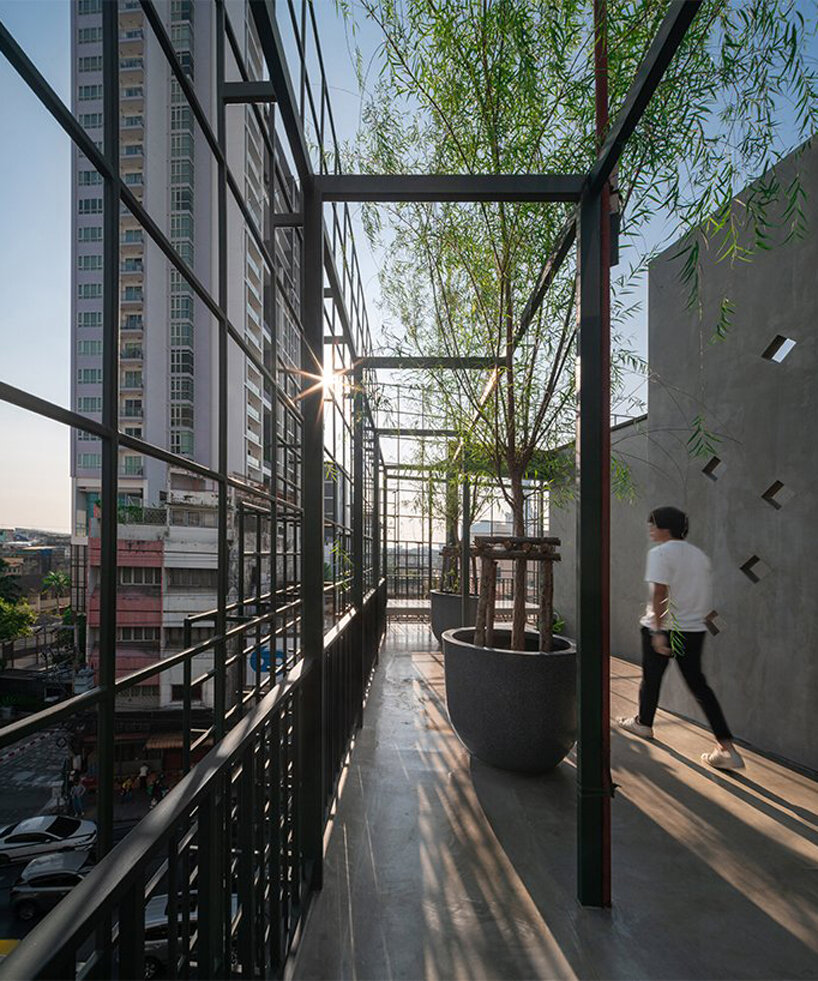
[291,624,818,981]
[471,735,818,979]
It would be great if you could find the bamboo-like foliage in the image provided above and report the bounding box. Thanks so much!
[346,0,817,642]
[349,0,817,518]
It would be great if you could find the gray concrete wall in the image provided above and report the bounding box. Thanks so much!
[552,139,818,771]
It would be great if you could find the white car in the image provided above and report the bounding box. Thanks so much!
[0,816,97,865]
[11,850,95,921]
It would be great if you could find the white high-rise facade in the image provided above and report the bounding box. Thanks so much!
[70,0,272,540]
[70,0,275,711]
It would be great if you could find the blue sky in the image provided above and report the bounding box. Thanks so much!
[0,1,72,532]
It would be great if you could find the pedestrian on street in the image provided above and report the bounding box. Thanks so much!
[139,762,149,792]
[149,772,166,809]
[616,506,745,771]
[70,775,86,817]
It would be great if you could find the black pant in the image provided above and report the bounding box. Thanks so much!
[638,627,732,740]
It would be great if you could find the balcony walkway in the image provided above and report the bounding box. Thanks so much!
[291,624,818,980]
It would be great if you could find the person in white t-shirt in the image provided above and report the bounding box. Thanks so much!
[616,506,744,771]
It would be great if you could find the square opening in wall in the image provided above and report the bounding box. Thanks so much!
[761,480,795,510]
[761,335,797,363]
[739,555,771,583]
[702,456,724,481]
[704,610,723,636]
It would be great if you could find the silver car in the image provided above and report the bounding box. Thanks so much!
[143,893,238,980]
[11,850,95,921]
[0,816,97,865]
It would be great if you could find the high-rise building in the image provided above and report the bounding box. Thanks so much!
[69,0,276,709]
[71,0,271,530]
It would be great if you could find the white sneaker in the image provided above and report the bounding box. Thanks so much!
[616,716,654,739]
[702,747,745,770]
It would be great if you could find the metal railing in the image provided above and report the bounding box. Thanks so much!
[0,582,386,980]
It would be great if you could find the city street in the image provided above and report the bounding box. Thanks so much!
[0,729,66,827]
[0,816,147,943]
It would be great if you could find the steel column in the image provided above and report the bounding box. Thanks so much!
[595,0,613,909]
[214,0,228,739]
[427,477,433,596]
[460,478,471,624]
[372,436,381,589]
[300,182,325,890]
[97,0,119,868]
[352,364,364,727]
[576,187,609,907]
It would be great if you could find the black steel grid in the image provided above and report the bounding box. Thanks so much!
[0,0,386,976]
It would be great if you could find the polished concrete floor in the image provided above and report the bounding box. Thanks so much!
[290,623,818,980]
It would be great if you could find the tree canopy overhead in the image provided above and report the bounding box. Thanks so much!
[348,0,818,534]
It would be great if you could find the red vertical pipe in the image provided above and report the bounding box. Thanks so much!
[594,0,612,907]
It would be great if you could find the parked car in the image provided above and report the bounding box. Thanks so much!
[0,816,97,865]
[143,893,238,980]
[11,850,95,921]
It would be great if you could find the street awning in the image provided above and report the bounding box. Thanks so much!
[145,733,213,750]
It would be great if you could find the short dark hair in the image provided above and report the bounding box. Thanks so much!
[648,506,689,539]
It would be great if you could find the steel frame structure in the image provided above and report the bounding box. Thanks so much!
[307,0,700,910]
[0,0,700,975]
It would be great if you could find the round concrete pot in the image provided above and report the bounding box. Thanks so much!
[441,626,577,774]
[430,590,478,643]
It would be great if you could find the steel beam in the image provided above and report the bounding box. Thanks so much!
[317,174,585,203]
[515,217,577,345]
[377,428,457,437]
[362,356,497,370]
[271,211,302,227]
[587,1,701,196]
[222,80,277,103]
[249,0,313,183]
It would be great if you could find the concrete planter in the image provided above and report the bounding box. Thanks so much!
[430,590,478,643]
[442,626,577,774]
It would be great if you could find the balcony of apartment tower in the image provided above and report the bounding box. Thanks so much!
[1,2,816,981]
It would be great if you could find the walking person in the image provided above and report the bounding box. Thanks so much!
[138,761,149,792]
[616,506,745,770]
[69,775,87,817]
[149,772,166,809]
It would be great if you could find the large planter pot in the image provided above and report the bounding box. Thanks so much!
[430,590,478,643]
[442,626,577,774]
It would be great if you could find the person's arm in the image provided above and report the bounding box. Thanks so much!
[649,582,671,654]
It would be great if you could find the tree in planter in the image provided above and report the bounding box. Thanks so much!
[348,0,818,648]
[416,459,493,594]
[42,570,71,615]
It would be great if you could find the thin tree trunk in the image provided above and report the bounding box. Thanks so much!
[475,556,493,647]
[510,470,527,650]
[486,558,497,648]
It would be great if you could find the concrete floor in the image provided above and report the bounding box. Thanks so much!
[290,623,818,980]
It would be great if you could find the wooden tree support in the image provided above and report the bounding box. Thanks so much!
[472,536,561,651]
